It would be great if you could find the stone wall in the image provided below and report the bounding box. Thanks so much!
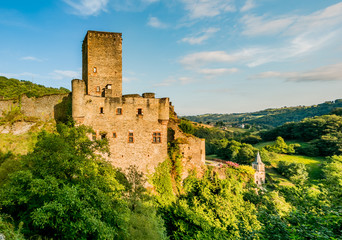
[0,94,71,121]
[72,79,170,173]
[168,118,206,179]
[82,31,122,98]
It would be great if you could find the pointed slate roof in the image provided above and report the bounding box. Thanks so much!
[253,151,263,165]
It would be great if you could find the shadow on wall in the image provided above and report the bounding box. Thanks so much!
[54,94,72,123]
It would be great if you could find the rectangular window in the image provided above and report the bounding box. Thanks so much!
[94,67,97,73]
[137,108,143,115]
[112,132,117,138]
[100,107,104,114]
[116,108,122,115]
[152,132,161,143]
[96,86,100,92]
[128,132,134,143]
[101,133,107,139]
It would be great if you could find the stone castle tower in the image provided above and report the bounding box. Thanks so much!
[72,30,205,174]
[252,152,265,185]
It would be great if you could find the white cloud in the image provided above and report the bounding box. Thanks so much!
[154,77,176,87]
[51,70,80,80]
[0,72,39,79]
[241,2,342,37]
[251,62,342,82]
[179,77,193,84]
[199,68,238,76]
[147,16,167,28]
[180,51,240,68]
[180,27,219,45]
[154,76,193,86]
[111,0,159,12]
[63,0,109,16]
[241,0,255,12]
[246,32,335,67]
[241,15,294,36]
[143,0,159,3]
[20,56,43,62]
[180,0,235,19]
[196,88,232,94]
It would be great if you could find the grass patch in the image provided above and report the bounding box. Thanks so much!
[254,141,273,149]
[266,167,294,187]
[0,121,56,155]
[267,153,325,181]
[206,154,219,160]
[0,132,37,155]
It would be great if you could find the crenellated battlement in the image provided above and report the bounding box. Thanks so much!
[72,30,205,174]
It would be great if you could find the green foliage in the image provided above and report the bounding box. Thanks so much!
[168,139,183,187]
[261,115,342,156]
[264,136,299,154]
[217,140,257,164]
[277,161,308,184]
[121,166,168,240]
[151,159,175,205]
[322,155,342,205]
[161,168,260,240]
[0,151,21,184]
[0,214,25,240]
[0,123,129,239]
[184,99,342,128]
[128,202,168,240]
[0,105,38,125]
[0,76,70,100]
[330,107,342,116]
[178,119,195,135]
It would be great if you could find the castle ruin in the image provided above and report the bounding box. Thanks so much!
[72,30,205,174]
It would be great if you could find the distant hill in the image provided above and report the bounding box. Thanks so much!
[184,99,342,128]
[0,76,70,100]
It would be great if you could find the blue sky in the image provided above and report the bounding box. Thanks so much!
[1,0,342,115]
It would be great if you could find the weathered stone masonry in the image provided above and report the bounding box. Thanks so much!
[72,30,206,174]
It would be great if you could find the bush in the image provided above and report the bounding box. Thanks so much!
[178,119,195,135]
[277,161,308,184]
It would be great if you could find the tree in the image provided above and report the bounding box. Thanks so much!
[161,168,260,239]
[178,119,195,135]
[0,123,129,239]
[264,136,298,154]
[277,161,308,185]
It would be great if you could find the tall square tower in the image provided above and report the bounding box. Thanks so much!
[82,30,122,97]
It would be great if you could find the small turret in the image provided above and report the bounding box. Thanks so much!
[252,152,266,185]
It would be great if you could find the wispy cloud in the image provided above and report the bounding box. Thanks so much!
[241,2,342,36]
[198,68,238,77]
[180,28,219,45]
[63,0,109,16]
[154,76,193,86]
[246,32,335,67]
[50,70,80,80]
[147,16,167,28]
[241,0,255,12]
[196,88,232,94]
[241,15,294,36]
[20,56,43,62]
[0,72,40,79]
[180,51,240,68]
[251,62,342,82]
[180,0,235,19]
[111,0,159,12]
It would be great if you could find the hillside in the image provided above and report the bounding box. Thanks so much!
[0,76,70,100]
[184,99,342,128]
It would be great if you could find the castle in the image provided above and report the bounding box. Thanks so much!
[72,30,205,174]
